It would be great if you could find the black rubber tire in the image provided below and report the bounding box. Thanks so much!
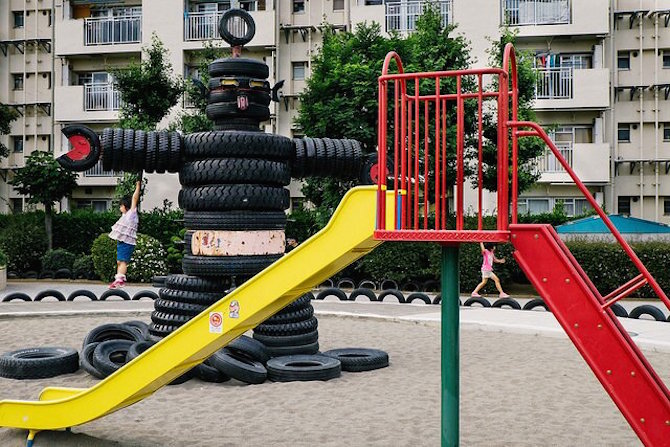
[34,289,66,302]
[319,279,334,288]
[196,361,230,383]
[179,159,290,187]
[316,288,348,301]
[464,297,492,308]
[156,131,170,174]
[336,278,356,289]
[182,254,281,277]
[254,317,318,337]
[133,129,146,172]
[151,311,191,327]
[208,88,271,106]
[422,280,440,292]
[406,292,432,305]
[39,270,55,279]
[165,274,230,293]
[229,335,270,364]
[322,348,389,372]
[291,138,307,178]
[358,279,377,290]
[145,131,158,173]
[378,289,406,303]
[380,279,398,290]
[125,340,154,362]
[208,76,270,92]
[611,303,628,318]
[168,131,182,173]
[178,185,289,212]
[492,298,522,310]
[629,304,665,321]
[54,268,72,279]
[209,57,269,78]
[24,271,38,279]
[101,128,114,171]
[522,298,549,311]
[154,298,208,316]
[266,354,341,382]
[252,329,318,347]
[152,275,167,285]
[99,289,131,301]
[264,341,320,358]
[266,306,314,324]
[184,210,287,231]
[122,320,149,339]
[148,323,179,338]
[2,292,32,302]
[82,323,145,349]
[122,129,134,172]
[206,102,270,121]
[132,290,159,301]
[281,293,314,312]
[92,340,132,378]
[67,289,97,301]
[0,347,79,379]
[111,128,124,172]
[212,119,263,133]
[183,131,292,161]
[80,342,105,379]
[349,288,377,302]
[159,288,227,305]
[218,9,255,47]
[400,282,420,292]
[432,294,441,305]
[209,348,267,384]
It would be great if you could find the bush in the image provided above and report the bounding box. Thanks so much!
[166,228,186,273]
[91,233,168,283]
[0,249,7,268]
[358,243,440,284]
[0,223,47,272]
[41,249,77,272]
[73,254,96,279]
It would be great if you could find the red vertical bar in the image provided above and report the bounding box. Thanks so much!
[414,78,420,230]
[407,95,413,230]
[423,99,429,229]
[401,86,407,230]
[378,80,386,231]
[441,98,447,229]
[456,76,464,231]
[477,74,483,231]
[511,71,519,225]
[496,73,504,231]
[500,75,509,231]
[394,80,400,229]
[434,77,441,230]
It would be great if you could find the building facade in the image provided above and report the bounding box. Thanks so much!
[1,0,669,222]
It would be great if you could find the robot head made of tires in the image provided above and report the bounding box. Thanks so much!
[56,10,384,348]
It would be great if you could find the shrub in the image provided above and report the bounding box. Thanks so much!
[91,233,168,283]
[358,242,440,284]
[166,228,186,273]
[0,249,7,268]
[41,249,77,272]
[73,255,96,280]
[0,223,47,272]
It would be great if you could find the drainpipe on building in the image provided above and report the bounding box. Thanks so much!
[610,0,617,214]
[654,0,659,221]
[638,0,644,219]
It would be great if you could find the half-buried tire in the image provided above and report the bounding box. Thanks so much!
[266,354,341,382]
[0,347,79,379]
[322,348,389,372]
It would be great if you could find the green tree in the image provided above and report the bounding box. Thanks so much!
[114,172,147,210]
[9,151,78,250]
[0,103,19,158]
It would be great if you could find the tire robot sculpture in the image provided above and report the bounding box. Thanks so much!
[57,9,378,372]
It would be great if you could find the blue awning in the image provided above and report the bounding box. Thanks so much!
[556,215,670,234]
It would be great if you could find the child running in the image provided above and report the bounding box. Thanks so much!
[108,180,141,289]
[471,242,510,298]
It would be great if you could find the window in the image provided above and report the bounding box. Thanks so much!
[333,0,344,10]
[293,0,305,13]
[663,53,670,69]
[518,198,550,215]
[12,74,23,91]
[664,124,670,142]
[618,124,631,142]
[13,11,24,28]
[618,52,630,70]
[664,198,670,216]
[292,62,307,80]
[74,200,109,212]
[618,196,631,216]
[12,137,23,153]
[559,54,592,70]
[11,198,23,214]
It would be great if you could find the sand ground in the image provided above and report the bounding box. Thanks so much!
[0,313,666,446]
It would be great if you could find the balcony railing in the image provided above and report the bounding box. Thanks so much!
[84,160,119,177]
[184,11,224,41]
[535,142,573,173]
[84,83,122,111]
[386,0,452,33]
[535,66,573,99]
[502,0,570,26]
[84,14,142,46]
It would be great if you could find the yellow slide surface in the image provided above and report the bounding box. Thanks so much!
[0,186,392,431]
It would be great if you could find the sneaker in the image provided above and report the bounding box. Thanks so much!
[109,279,126,289]
[499,293,510,298]
[471,292,482,298]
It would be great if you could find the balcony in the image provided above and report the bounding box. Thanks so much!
[84,15,142,46]
[535,143,610,184]
[84,83,122,112]
[501,0,609,37]
[183,6,274,46]
[533,68,609,110]
[84,160,119,178]
[385,0,452,33]
[535,142,573,173]
[535,67,572,100]
[184,11,223,41]
[502,0,570,26]
[54,85,120,122]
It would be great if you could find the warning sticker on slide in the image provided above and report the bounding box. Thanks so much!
[209,312,223,334]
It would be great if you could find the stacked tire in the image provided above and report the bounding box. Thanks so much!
[291,137,363,180]
[100,128,183,174]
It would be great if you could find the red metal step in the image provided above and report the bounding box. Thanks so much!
[511,223,670,446]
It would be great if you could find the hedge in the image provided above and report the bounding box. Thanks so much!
[0,222,47,272]
[91,233,168,283]
[41,249,77,272]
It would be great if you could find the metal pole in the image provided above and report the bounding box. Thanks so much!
[441,244,459,447]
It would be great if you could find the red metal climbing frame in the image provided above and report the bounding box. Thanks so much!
[375,43,670,445]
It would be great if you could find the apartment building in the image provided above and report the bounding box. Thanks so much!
[1,0,670,223]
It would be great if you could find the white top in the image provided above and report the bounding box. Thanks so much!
[109,209,138,245]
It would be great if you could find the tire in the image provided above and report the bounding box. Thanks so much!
[629,304,665,321]
[209,348,267,384]
[165,274,230,293]
[522,298,549,311]
[266,306,314,324]
[178,185,289,212]
[99,289,131,301]
[67,289,97,301]
[126,340,154,362]
[80,342,105,379]
[406,292,431,305]
[151,311,191,327]
[132,290,159,301]
[148,323,179,338]
[2,292,31,302]
[152,275,167,286]
[358,279,377,290]
[159,288,227,305]
[209,58,269,79]
[179,159,291,187]
[492,298,522,310]
[156,131,170,174]
[212,119,263,133]
[252,329,318,347]
[336,278,356,289]
[101,128,114,171]
[218,9,255,47]
[380,279,398,290]
[24,271,38,279]
[145,131,158,173]
[266,355,341,382]
[378,289,405,303]
[422,280,440,292]
[611,303,628,318]
[319,279,334,288]
[322,348,389,372]
[183,131,292,161]
[229,335,270,364]
[316,288,348,301]
[206,102,270,121]
[208,88,271,106]
[34,289,66,302]
[264,341,320,358]
[154,298,208,316]
[123,320,149,339]
[432,294,441,305]
[82,323,145,349]
[39,270,55,279]
[112,128,124,172]
[133,129,146,172]
[464,297,491,308]
[92,340,133,378]
[54,268,72,279]
[280,293,314,312]
[0,347,79,380]
[184,211,287,231]
[208,76,271,92]
[254,317,318,337]
[182,254,281,277]
[168,131,182,173]
[195,361,230,383]
[122,129,134,172]
[400,282,420,292]
[349,288,377,302]
[291,138,307,178]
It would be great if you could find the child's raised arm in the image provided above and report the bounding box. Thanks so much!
[131,180,141,210]
[479,242,485,253]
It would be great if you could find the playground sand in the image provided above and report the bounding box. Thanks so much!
[0,314,666,446]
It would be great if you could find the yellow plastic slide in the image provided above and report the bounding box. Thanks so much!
[0,186,392,434]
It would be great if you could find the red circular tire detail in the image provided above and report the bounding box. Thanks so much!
[67,135,91,161]
[370,163,387,184]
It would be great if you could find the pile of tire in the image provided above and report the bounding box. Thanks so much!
[291,137,364,180]
[100,128,183,173]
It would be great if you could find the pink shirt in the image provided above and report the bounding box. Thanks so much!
[481,249,493,272]
[109,208,138,245]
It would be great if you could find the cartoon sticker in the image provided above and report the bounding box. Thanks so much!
[229,300,240,319]
[209,312,223,333]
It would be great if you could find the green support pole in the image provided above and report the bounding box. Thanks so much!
[441,244,459,447]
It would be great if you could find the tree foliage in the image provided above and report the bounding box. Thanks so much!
[0,103,19,158]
